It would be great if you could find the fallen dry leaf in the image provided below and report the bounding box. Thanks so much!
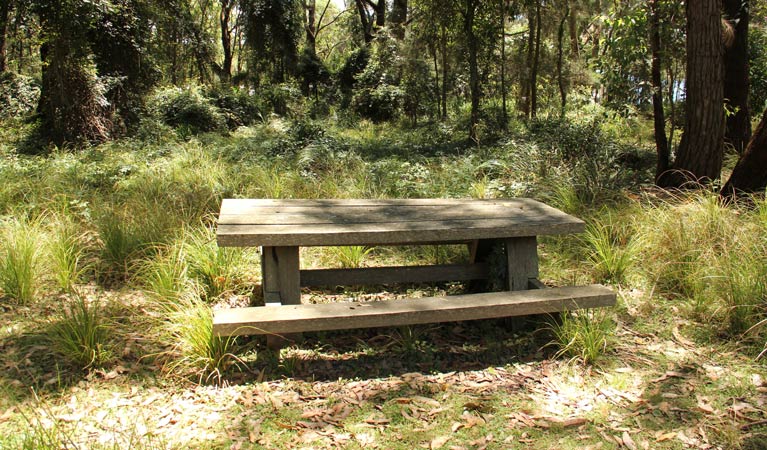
[622,431,637,450]
[430,435,450,449]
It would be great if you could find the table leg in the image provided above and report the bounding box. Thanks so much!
[261,246,302,349]
[262,246,301,304]
[505,237,539,291]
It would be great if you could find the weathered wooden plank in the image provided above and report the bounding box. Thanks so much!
[299,263,489,287]
[221,198,553,208]
[213,285,616,336]
[219,204,573,225]
[506,237,539,291]
[217,220,583,247]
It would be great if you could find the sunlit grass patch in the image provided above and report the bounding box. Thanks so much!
[0,216,45,304]
[158,292,244,384]
[48,215,92,292]
[183,225,248,300]
[549,309,616,365]
[582,215,637,285]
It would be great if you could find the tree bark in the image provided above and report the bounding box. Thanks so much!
[650,0,670,181]
[500,0,508,128]
[568,0,578,59]
[440,24,448,121]
[658,0,724,187]
[556,0,569,117]
[464,0,480,142]
[721,108,767,197]
[723,0,750,154]
[390,0,407,39]
[0,0,10,73]
[220,0,234,82]
[530,0,541,118]
[520,0,535,117]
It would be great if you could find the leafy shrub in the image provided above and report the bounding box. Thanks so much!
[350,34,403,122]
[0,72,40,119]
[207,87,263,128]
[260,83,303,116]
[149,86,226,134]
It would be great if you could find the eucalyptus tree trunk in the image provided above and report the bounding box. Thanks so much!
[556,0,569,117]
[464,0,480,141]
[721,108,767,197]
[390,0,407,39]
[520,0,536,117]
[650,0,670,180]
[219,0,234,82]
[500,0,508,127]
[723,0,750,154]
[659,0,724,187]
[0,0,11,73]
[530,0,541,118]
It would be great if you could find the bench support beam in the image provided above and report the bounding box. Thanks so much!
[261,246,302,348]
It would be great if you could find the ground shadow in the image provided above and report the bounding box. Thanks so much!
[226,315,556,384]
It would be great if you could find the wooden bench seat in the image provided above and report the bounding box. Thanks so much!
[213,285,615,337]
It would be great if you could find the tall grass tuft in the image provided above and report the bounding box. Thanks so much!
[96,209,147,280]
[184,226,245,300]
[160,292,242,384]
[549,309,615,365]
[49,216,90,292]
[136,242,190,302]
[582,216,637,284]
[713,239,767,336]
[47,294,113,370]
[0,217,44,304]
[331,246,373,269]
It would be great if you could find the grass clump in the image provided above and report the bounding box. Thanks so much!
[0,217,45,304]
[48,216,91,292]
[46,294,113,370]
[160,292,243,384]
[331,245,374,269]
[137,242,190,302]
[184,226,247,300]
[582,215,637,284]
[549,309,615,365]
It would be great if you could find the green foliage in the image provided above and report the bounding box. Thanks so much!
[351,35,404,122]
[749,26,767,116]
[0,73,41,119]
[208,87,265,128]
[150,86,226,134]
[0,217,44,304]
[549,310,615,365]
[47,294,113,370]
[95,207,158,280]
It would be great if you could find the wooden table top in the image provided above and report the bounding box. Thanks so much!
[216,198,585,247]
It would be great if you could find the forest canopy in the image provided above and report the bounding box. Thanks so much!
[0,0,765,188]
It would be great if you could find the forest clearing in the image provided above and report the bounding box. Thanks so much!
[1,0,767,448]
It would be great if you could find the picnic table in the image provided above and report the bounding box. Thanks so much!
[213,198,615,338]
